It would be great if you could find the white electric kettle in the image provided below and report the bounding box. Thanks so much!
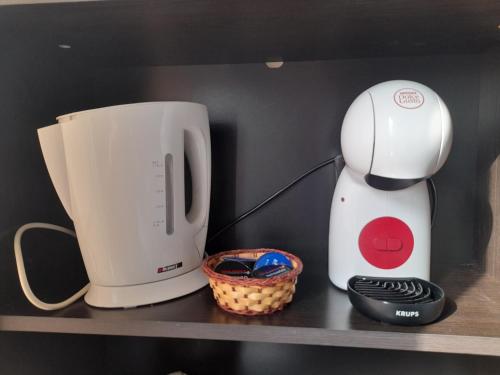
[14,102,211,309]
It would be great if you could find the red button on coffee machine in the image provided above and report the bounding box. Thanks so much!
[359,217,414,269]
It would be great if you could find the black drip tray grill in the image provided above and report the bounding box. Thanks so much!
[353,279,434,303]
[347,276,446,326]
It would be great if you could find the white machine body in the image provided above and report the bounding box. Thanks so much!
[329,80,452,290]
[37,102,211,307]
[329,168,430,288]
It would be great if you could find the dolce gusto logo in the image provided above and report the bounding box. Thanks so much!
[393,88,424,109]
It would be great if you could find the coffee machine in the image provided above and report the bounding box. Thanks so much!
[329,81,453,289]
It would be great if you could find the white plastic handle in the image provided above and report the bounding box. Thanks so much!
[184,127,210,228]
[14,222,90,310]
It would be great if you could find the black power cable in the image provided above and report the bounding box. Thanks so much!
[207,154,438,243]
[428,178,438,227]
[208,155,343,243]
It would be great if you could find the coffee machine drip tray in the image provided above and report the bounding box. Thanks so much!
[347,275,445,326]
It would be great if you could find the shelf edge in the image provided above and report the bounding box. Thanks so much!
[0,315,498,356]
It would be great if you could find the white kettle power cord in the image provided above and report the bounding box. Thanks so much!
[14,222,90,310]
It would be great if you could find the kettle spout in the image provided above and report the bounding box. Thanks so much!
[37,124,73,219]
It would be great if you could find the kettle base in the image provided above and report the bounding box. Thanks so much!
[84,266,208,308]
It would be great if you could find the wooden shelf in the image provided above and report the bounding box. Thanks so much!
[1,264,500,357]
[0,0,499,66]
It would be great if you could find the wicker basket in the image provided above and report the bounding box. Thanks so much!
[202,249,303,316]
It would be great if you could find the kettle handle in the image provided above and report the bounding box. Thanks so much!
[184,124,211,229]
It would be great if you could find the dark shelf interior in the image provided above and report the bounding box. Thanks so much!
[1,53,499,356]
[0,2,500,370]
[1,0,500,66]
[3,332,500,375]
